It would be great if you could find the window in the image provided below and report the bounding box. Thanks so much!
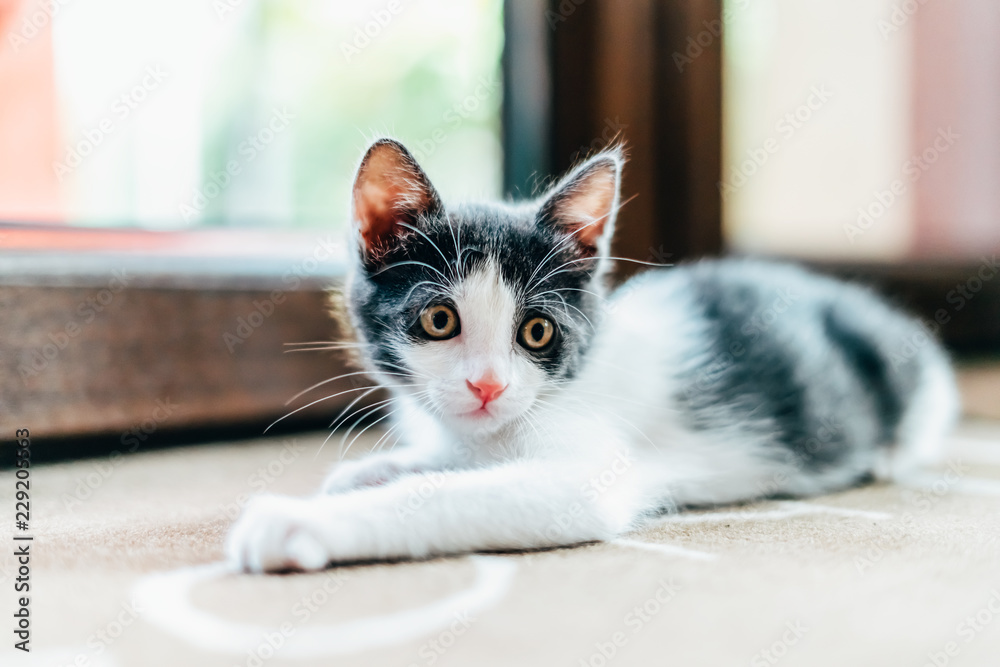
[724,0,1000,261]
[1,0,503,230]
[1,0,504,443]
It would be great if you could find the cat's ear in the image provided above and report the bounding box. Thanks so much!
[537,148,622,257]
[351,138,442,262]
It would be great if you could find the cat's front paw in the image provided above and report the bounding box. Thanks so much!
[225,495,332,573]
[320,457,413,495]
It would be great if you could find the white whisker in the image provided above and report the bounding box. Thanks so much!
[397,221,457,282]
[265,384,399,434]
[370,259,451,282]
[284,371,409,406]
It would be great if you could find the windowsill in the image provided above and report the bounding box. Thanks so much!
[2,226,360,442]
[4,226,998,444]
[0,224,349,288]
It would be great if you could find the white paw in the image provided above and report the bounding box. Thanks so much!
[225,495,332,574]
[320,457,414,494]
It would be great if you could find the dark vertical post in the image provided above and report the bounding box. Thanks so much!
[502,0,553,198]
[503,0,724,273]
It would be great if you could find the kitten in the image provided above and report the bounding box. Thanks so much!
[225,139,959,573]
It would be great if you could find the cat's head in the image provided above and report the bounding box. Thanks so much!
[346,138,621,435]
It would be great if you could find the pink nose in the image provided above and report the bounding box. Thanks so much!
[466,377,507,405]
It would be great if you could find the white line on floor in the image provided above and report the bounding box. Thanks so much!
[948,438,1000,466]
[655,501,891,525]
[132,557,517,658]
[778,501,892,520]
[900,472,1000,497]
[612,538,719,561]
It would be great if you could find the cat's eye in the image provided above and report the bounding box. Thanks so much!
[518,316,555,351]
[420,305,460,340]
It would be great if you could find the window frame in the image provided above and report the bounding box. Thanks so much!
[502,0,1000,353]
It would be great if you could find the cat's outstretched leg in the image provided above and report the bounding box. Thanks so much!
[226,458,645,573]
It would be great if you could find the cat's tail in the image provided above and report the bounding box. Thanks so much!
[877,335,961,481]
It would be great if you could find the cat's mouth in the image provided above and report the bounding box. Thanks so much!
[462,405,495,419]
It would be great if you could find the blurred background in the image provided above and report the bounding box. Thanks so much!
[725,0,1000,261]
[1,0,998,446]
[2,0,998,258]
[0,0,503,229]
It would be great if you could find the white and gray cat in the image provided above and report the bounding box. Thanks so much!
[226,139,958,573]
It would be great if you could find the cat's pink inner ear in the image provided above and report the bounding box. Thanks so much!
[352,141,437,257]
[549,159,619,252]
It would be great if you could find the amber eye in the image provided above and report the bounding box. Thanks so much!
[518,316,555,351]
[420,305,459,340]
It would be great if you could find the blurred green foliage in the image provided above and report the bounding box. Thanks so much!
[200,0,504,230]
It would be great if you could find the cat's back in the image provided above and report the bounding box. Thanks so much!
[610,257,925,359]
[593,258,958,483]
